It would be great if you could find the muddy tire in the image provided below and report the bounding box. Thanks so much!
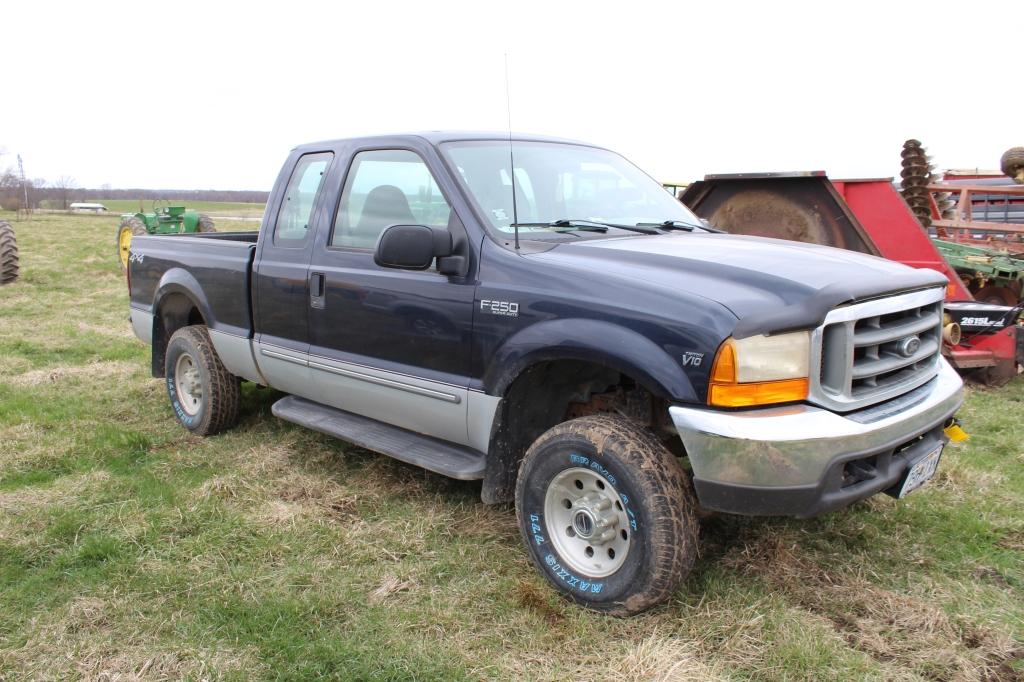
[515,414,699,616]
[197,214,216,232]
[0,221,18,285]
[117,217,148,271]
[1000,147,1024,183]
[164,325,240,436]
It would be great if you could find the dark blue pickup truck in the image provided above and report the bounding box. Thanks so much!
[128,132,964,615]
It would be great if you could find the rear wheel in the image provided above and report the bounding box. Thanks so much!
[197,214,216,232]
[117,217,148,271]
[164,325,240,436]
[0,221,18,285]
[515,415,699,616]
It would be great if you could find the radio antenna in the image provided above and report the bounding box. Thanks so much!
[504,53,520,250]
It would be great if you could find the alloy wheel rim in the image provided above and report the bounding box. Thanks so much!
[173,353,203,416]
[543,466,631,577]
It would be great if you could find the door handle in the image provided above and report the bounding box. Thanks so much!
[310,272,326,309]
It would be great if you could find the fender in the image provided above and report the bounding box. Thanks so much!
[146,269,219,378]
[153,268,226,335]
[483,318,698,403]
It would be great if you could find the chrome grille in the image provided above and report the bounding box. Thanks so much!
[810,288,945,412]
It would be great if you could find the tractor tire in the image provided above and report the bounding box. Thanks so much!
[117,217,148,271]
[0,221,19,285]
[164,325,241,436]
[515,414,699,616]
[973,285,1019,307]
[197,214,216,232]
[1000,147,1024,184]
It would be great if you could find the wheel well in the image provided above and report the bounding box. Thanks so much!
[481,359,674,504]
[151,293,206,377]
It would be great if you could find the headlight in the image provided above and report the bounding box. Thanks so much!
[708,331,810,407]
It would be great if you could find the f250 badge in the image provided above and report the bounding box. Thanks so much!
[681,351,703,367]
[480,299,519,317]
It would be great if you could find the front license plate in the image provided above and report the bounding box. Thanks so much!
[897,444,943,498]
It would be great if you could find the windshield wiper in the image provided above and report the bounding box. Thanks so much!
[643,218,724,233]
[510,219,661,235]
[511,220,607,233]
[636,220,700,231]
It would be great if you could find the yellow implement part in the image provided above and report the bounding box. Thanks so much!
[944,423,969,443]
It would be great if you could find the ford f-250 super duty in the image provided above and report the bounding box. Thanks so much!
[127,132,964,615]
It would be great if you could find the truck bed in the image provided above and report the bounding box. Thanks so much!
[128,232,258,338]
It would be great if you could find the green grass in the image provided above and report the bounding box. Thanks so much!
[1,212,1022,680]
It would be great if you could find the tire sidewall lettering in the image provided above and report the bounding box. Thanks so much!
[165,340,206,431]
[521,442,646,603]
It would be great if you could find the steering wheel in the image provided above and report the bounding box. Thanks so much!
[152,199,170,215]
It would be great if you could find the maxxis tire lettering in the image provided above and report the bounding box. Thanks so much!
[515,414,699,616]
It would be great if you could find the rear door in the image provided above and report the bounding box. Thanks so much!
[252,151,334,396]
[306,147,476,446]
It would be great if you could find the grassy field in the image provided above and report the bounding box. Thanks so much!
[1,212,1022,681]
[85,200,265,220]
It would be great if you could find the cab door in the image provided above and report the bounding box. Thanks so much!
[252,151,333,396]
[306,147,476,446]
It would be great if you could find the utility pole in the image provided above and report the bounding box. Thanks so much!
[17,155,29,217]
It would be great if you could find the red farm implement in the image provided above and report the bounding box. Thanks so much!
[680,173,1022,385]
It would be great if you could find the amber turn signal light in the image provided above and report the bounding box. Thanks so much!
[708,339,809,408]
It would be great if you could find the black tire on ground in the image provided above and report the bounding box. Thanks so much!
[515,414,699,616]
[197,214,216,232]
[0,221,19,285]
[164,325,240,436]
[1000,147,1024,182]
[117,217,148,271]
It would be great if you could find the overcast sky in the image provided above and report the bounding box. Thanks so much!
[4,0,1021,191]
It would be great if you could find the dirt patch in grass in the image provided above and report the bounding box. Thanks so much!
[1,594,265,681]
[721,534,1023,681]
[76,320,135,340]
[9,360,135,387]
[932,453,1008,500]
[607,631,728,682]
[0,471,111,514]
[368,574,418,605]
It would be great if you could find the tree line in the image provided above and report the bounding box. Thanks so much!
[1,154,268,210]
[0,179,269,211]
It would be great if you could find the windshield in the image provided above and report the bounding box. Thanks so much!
[440,140,702,235]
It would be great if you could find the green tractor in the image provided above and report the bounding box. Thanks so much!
[117,201,215,270]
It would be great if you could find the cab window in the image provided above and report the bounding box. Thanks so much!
[333,150,451,249]
[274,152,333,246]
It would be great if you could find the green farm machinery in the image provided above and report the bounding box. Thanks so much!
[117,202,215,270]
[932,239,1024,306]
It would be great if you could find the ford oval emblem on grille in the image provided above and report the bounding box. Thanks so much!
[896,335,921,358]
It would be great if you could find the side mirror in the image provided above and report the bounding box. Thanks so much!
[374,224,453,270]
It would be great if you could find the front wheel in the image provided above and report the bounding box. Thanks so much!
[164,325,240,436]
[515,415,699,616]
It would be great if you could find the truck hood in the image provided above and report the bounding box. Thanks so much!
[533,233,947,337]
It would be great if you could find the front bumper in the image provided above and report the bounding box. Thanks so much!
[669,359,964,517]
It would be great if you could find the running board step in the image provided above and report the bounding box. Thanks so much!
[271,396,485,480]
